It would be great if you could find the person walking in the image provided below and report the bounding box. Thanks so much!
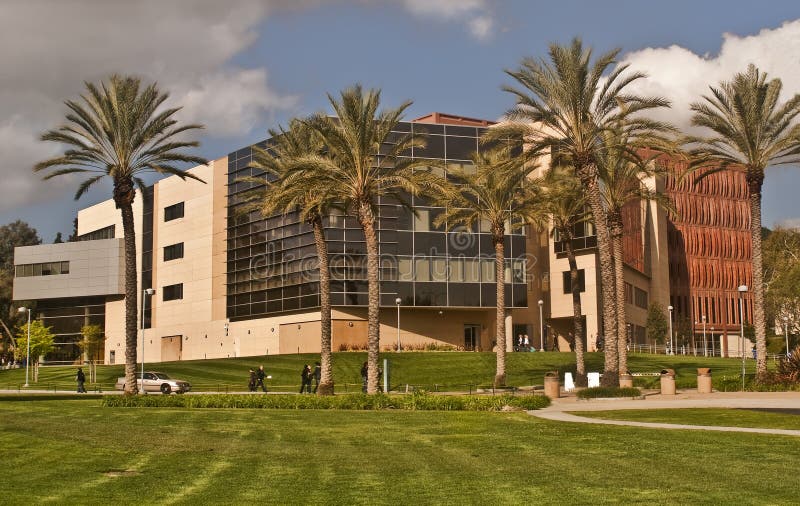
[76,367,86,393]
[523,334,530,351]
[300,364,312,394]
[248,368,257,392]
[312,361,321,393]
[256,365,268,393]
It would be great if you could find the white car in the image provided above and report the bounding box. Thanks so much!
[115,371,191,394]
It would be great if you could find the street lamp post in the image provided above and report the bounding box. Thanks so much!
[140,288,155,394]
[710,327,715,357]
[538,300,544,352]
[17,307,31,387]
[702,315,707,357]
[667,305,674,355]
[738,285,748,391]
[395,298,402,352]
[784,316,790,358]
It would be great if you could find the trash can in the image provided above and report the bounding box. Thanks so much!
[619,372,633,388]
[697,368,712,394]
[544,371,560,399]
[660,368,676,395]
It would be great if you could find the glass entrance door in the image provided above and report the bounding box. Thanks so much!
[464,324,480,351]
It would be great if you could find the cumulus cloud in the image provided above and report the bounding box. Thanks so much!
[619,19,800,132]
[401,0,494,40]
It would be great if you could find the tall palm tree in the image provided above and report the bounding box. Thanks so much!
[34,75,206,394]
[304,85,439,394]
[239,118,337,395]
[497,38,673,385]
[434,146,542,387]
[540,168,591,385]
[596,129,672,381]
[688,64,800,379]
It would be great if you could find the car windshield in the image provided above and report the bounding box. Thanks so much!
[153,373,172,380]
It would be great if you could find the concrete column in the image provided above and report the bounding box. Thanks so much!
[505,312,513,353]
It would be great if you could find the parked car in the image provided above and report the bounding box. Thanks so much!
[115,371,191,394]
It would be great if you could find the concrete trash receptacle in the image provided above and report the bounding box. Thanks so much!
[697,368,712,393]
[660,368,676,395]
[544,371,560,399]
[619,372,633,388]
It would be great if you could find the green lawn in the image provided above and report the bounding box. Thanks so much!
[0,351,764,392]
[1,399,799,504]
[575,408,800,430]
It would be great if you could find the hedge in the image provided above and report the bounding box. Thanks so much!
[575,387,642,399]
[102,391,551,411]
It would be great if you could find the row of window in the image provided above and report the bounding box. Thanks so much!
[77,225,115,241]
[16,261,70,277]
[623,282,649,309]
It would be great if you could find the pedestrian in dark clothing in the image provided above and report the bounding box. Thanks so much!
[248,369,257,392]
[360,361,368,393]
[300,364,312,393]
[312,362,321,393]
[76,367,86,393]
[256,365,268,392]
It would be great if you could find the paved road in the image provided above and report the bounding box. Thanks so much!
[530,390,800,436]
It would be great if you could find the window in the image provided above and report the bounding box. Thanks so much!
[15,261,69,277]
[624,282,634,304]
[164,202,184,222]
[634,287,648,309]
[163,243,184,261]
[562,270,586,293]
[77,225,115,241]
[163,283,183,301]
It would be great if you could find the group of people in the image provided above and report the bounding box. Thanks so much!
[247,362,322,393]
[515,334,535,352]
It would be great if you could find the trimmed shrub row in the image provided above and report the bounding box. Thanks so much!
[102,391,551,411]
[576,387,642,399]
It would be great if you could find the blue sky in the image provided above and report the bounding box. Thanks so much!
[2,0,800,241]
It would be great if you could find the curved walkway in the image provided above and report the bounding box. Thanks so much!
[530,391,800,437]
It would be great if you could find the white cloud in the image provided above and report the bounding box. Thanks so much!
[777,218,800,230]
[619,19,800,132]
[401,0,494,41]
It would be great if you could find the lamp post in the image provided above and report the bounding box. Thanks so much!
[784,316,790,358]
[395,298,402,352]
[667,305,674,355]
[538,300,544,352]
[710,327,715,357]
[140,288,155,394]
[17,307,31,387]
[738,285,748,391]
[702,315,707,357]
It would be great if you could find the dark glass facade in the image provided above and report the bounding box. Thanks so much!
[225,122,528,321]
[37,296,106,363]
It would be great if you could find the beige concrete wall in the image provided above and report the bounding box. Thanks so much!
[548,247,601,350]
[210,156,229,322]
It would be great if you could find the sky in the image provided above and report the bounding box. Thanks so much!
[2,0,800,241]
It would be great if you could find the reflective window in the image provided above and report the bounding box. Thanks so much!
[164,202,184,222]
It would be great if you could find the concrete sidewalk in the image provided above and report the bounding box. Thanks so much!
[530,390,800,436]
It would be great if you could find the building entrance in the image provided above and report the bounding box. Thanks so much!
[464,324,480,351]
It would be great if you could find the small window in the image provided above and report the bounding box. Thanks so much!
[164,202,185,222]
[635,287,648,309]
[163,283,184,301]
[562,270,586,293]
[163,243,184,262]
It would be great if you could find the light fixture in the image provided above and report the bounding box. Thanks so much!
[17,307,31,387]
[140,288,155,394]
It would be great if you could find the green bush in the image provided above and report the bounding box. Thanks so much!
[576,387,642,399]
[101,392,551,411]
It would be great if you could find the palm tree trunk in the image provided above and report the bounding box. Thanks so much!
[119,200,139,395]
[493,226,507,388]
[563,236,586,386]
[312,216,334,395]
[577,163,619,386]
[610,217,628,381]
[358,201,381,394]
[748,173,767,379]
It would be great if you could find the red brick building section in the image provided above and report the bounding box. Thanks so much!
[664,156,754,355]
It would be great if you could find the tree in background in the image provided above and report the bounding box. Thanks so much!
[78,324,104,383]
[35,75,206,394]
[14,319,54,382]
[688,64,800,379]
[645,302,669,345]
[0,220,41,352]
[53,232,63,244]
[762,227,800,338]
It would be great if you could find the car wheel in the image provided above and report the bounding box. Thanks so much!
[161,383,172,395]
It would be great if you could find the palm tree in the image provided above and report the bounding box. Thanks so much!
[304,85,439,394]
[540,168,591,385]
[239,118,338,395]
[595,129,672,381]
[688,64,800,379]
[497,38,673,385]
[34,75,206,394]
[434,145,542,387]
